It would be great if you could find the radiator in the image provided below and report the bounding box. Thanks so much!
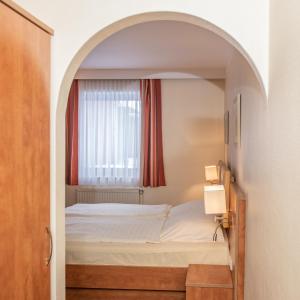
[76,187,143,204]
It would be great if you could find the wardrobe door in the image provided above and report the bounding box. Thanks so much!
[0,2,50,300]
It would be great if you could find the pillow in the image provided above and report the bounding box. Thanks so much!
[160,200,224,242]
[169,200,208,218]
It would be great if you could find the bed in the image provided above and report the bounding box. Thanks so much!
[65,164,246,300]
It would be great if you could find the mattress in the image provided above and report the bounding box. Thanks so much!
[66,239,231,268]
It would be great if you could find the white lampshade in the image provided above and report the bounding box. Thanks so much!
[204,185,227,214]
[205,165,219,182]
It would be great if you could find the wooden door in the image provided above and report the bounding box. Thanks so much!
[0,2,51,299]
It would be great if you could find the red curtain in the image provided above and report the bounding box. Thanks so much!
[140,79,166,187]
[66,80,79,185]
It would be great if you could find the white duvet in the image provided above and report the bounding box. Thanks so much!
[65,200,225,245]
[65,202,171,218]
[66,215,166,243]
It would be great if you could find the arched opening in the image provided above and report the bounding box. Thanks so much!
[55,11,266,298]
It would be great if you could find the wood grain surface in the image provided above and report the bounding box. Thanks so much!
[0,2,51,299]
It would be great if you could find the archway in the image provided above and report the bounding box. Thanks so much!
[55,11,265,299]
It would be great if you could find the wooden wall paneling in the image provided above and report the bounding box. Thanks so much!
[0,2,51,299]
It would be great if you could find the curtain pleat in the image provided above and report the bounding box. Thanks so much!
[65,80,79,185]
[141,79,166,187]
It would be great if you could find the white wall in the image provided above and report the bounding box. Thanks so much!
[15,0,269,95]
[225,49,269,300]
[144,79,224,205]
[225,1,300,298]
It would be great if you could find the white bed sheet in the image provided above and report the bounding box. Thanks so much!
[66,239,231,267]
[66,215,166,243]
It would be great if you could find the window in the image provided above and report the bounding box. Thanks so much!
[78,80,141,186]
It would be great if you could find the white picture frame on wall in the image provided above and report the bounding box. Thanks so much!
[234,94,241,145]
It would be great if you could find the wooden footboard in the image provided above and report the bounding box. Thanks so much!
[66,288,185,300]
[66,265,187,300]
[66,265,187,291]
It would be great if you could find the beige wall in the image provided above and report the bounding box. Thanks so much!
[66,79,225,206]
[144,79,224,205]
[225,49,269,300]
[226,1,300,299]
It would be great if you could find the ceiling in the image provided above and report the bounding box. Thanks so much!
[79,21,234,71]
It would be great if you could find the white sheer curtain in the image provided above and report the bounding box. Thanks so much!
[78,80,141,186]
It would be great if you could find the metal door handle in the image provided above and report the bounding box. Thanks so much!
[45,226,53,266]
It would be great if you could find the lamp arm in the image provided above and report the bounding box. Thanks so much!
[215,215,224,222]
[214,213,229,229]
[213,221,223,242]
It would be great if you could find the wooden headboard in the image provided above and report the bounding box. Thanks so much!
[218,160,231,210]
[220,162,246,300]
[228,182,246,300]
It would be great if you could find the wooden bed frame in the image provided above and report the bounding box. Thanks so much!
[66,165,246,300]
